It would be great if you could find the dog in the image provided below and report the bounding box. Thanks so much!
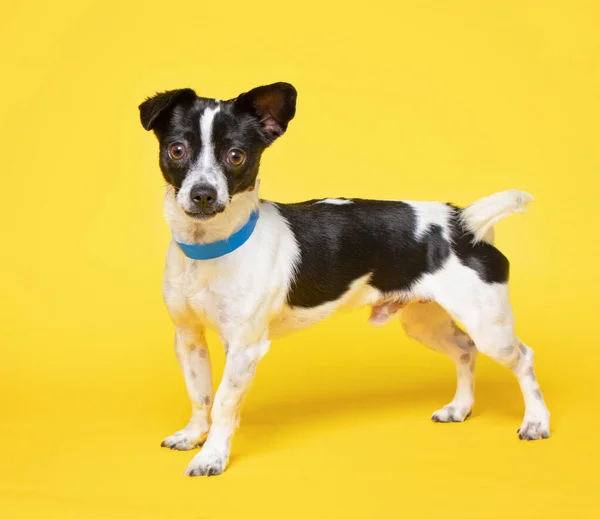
[139,82,550,476]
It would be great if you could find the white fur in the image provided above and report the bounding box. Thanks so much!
[161,331,213,450]
[413,256,549,434]
[166,188,260,245]
[401,301,476,421]
[406,201,454,240]
[315,198,353,205]
[270,273,377,338]
[176,106,230,212]
[460,189,533,243]
[161,188,550,476]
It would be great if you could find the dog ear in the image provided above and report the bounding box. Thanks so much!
[138,89,196,131]
[233,82,297,143]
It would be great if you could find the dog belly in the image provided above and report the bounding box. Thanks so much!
[269,304,335,338]
[268,274,413,338]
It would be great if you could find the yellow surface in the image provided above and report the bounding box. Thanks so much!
[1,1,599,517]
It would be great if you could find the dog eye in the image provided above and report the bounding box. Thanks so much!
[168,143,187,160]
[227,149,246,167]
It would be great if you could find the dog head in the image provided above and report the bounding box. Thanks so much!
[139,83,297,220]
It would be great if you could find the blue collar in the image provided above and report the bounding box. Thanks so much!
[176,210,260,260]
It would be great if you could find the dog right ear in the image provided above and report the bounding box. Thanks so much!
[138,89,196,131]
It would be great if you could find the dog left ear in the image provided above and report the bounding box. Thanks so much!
[138,88,196,131]
[233,82,297,143]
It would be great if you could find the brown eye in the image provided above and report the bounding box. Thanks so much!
[168,143,186,160]
[227,149,246,167]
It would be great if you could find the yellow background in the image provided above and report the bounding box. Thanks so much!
[1,1,599,517]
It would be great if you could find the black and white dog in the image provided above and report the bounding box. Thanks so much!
[139,82,550,476]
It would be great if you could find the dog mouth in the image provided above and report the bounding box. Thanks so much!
[184,207,225,220]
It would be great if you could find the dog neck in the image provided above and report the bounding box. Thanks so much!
[164,186,260,245]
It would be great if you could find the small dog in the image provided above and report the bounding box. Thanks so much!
[139,82,550,476]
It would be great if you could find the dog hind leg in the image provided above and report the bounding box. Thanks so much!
[401,301,477,422]
[434,279,550,439]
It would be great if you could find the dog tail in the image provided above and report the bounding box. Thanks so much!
[460,190,534,244]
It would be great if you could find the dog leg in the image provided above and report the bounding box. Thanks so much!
[161,326,213,450]
[436,281,550,439]
[184,335,270,476]
[512,342,550,439]
[401,301,476,422]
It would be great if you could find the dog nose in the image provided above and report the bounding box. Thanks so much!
[190,185,218,210]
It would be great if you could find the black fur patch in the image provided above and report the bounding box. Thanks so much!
[275,200,452,308]
[447,204,510,284]
[148,98,267,196]
[139,83,297,199]
[276,200,510,309]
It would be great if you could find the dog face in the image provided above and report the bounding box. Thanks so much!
[139,83,297,220]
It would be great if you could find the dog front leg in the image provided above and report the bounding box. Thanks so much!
[161,326,213,450]
[184,334,270,476]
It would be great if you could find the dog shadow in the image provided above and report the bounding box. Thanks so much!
[235,374,526,460]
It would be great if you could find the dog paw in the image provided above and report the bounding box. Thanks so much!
[432,405,472,423]
[161,426,208,451]
[184,449,228,477]
[518,417,550,440]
